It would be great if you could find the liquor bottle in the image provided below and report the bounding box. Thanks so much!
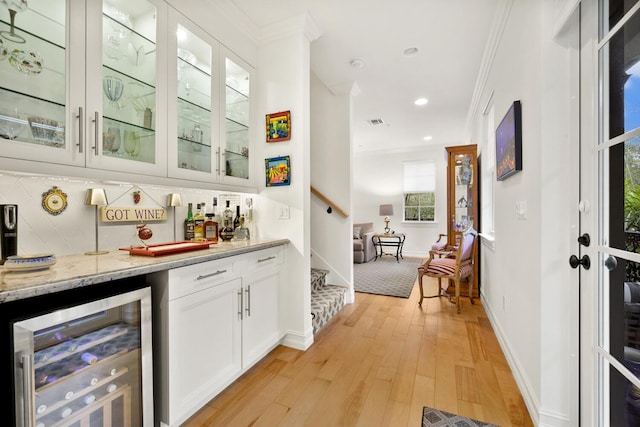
[219,200,234,241]
[184,203,194,240]
[233,205,241,230]
[204,213,218,243]
[194,203,205,241]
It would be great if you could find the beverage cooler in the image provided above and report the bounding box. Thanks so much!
[11,286,153,427]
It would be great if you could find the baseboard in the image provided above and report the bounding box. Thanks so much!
[281,327,314,350]
[480,293,541,426]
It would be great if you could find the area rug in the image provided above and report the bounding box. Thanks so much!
[354,256,422,298]
[422,406,499,427]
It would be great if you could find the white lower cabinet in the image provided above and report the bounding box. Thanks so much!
[149,246,285,426]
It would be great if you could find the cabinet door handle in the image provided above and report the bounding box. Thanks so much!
[92,111,99,156]
[237,288,243,319]
[20,353,34,427]
[245,285,251,317]
[258,256,276,263]
[76,107,84,153]
[216,147,221,174]
[196,269,227,280]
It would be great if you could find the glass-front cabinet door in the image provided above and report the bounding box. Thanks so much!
[0,0,81,166]
[167,10,219,181]
[222,49,252,185]
[85,0,166,176]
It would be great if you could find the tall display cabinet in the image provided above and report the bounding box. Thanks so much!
[445,144,479,297]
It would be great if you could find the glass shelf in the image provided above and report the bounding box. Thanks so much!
[103,66,156,130]
[0,19,66,107]
[102,13,156,86]
[102,116,155,164]
[177,137,212,173]
[0,88,65,148]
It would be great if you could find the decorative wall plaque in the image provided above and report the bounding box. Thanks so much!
[42,186,68,215]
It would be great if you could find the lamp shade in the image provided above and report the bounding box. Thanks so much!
[167,193,183,207]
[379,204,394,216]
[84,188,108,206]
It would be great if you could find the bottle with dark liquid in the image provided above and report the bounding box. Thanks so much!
[184,203,194,241]
[233,205,241,230]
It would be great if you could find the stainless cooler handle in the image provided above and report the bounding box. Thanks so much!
[20,353,34,427]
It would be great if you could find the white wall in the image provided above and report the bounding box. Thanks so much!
[352,147,448,259]
[309,73,353,294]
[254,14,319,351]
[469,1,578,425]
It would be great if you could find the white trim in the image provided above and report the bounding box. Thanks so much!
[281,327,314,351]
[596,1,640,51]
[481,293,540,426]
[479,232,495,251]
[464,0,514,140]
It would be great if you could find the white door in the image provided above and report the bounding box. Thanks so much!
[580,1,640,425]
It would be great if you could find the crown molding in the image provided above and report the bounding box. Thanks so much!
[259,12,322,45]
[212,0,261,42]
[463,0,513,140]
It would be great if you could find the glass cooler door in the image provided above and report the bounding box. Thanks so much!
[13,287,152,427]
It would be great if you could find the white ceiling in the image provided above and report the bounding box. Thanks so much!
[230,0,500,154]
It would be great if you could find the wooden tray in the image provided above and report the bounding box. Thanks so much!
[119,241,211,257]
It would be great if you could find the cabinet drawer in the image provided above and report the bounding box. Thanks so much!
[236,246,284,275]
[167,258,237,301]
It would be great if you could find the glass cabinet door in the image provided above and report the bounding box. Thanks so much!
[85,0,166,175]
[167,11,219,181]
[0,0,78,165]
[223,52,251,183]
[176,24,213,173]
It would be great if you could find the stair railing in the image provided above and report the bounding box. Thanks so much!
[311,186,349,218]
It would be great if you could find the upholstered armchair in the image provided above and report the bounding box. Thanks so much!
[353,222,376,263]
[417,227,478,313]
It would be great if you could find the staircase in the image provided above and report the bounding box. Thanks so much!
[310,268,346,334]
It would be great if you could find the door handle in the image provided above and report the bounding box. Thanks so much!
[604,255,617,271]
[569,254,591,270]
[577,233,590,247]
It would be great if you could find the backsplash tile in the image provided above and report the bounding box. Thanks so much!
[0,171,253,256]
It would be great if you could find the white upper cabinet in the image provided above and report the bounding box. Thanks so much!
[85,0,168,176]
[221,48,253,187]
[0,0,254,188]
[167,9,220,182]
[0,0,79,165]
[167,10,254,188]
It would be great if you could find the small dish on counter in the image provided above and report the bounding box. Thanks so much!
[3,253,56,271]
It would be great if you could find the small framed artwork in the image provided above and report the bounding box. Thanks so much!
[265,155,291,187]
[495,100,523,181]
[266,111,291,142]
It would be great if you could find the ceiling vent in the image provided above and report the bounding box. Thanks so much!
[366,118,384,126]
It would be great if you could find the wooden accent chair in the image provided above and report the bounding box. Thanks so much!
[417,227,478,313]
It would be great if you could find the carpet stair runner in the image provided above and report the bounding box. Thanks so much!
[311,268,346,334]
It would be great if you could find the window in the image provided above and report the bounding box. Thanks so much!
[403,160,436,222]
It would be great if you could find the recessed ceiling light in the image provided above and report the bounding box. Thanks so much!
[403,47,419,56]
[350,59,365,69]
[423,136,433,141]
[414,98,428,106]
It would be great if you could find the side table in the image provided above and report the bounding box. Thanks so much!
[372,233,405,262]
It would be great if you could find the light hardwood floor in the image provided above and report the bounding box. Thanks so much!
[183,275,534,427]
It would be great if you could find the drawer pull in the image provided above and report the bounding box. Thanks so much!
[257,256,276,263]
[196,269,227,280]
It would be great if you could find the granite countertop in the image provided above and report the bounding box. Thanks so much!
[0,239,289,303]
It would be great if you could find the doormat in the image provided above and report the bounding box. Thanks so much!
[422,406,499,427]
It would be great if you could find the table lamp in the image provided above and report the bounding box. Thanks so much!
[84,188,109,255]
[167,193,183,241]
[379,204,394,234]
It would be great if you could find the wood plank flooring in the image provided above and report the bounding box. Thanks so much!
[183,275,534,427]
